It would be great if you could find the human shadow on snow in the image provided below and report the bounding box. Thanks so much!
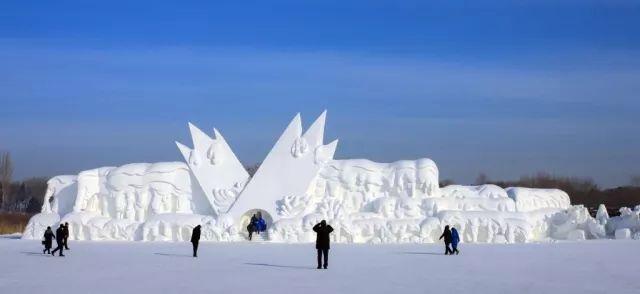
[398,252,443,256]
[20,251,57,257]
[154,253,193,258]
[244,262,315,270]
[1,234,22,239]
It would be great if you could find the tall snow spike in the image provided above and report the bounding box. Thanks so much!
[188,122,212,152]
[302,110,327,147]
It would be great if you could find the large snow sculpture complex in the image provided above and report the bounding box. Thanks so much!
[23,111,640,243]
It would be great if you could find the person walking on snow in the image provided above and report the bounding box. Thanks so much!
[42,226,55,254]
[191,225,201,257]
[313,220,334,269]
[51,224,65,257]
[451,227,460,255]
[439,225,453,255]
[63,222,70,250]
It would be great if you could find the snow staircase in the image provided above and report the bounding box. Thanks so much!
[250,231,270,242]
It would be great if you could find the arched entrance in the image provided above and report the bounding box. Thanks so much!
[239,209,273,241]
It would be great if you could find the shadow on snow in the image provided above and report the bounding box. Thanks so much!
[244,262,315,270]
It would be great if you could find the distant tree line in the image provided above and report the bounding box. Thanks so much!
[0,152,48,213]
[467,172,640,216]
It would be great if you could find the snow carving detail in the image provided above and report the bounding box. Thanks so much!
[291,137,309,158]
[277,194,310,217]
[207,142,222,165]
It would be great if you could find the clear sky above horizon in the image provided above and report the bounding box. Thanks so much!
[1,1,639,187]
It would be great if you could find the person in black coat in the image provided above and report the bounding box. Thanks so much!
[42,226,55,254]
[439,225,453,255]
[191,225,201,257]
[247,223,255,241]
[312,220,334,269]
[63,222,70,250]
[51,224,65,257]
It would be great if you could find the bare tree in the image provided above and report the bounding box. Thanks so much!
[0,152,14,209]
[631,175,640,187]
[475,173,489,185]
[244,163,261,177]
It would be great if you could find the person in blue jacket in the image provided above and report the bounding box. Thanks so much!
[451,226,460,255]
[257,216,267,232]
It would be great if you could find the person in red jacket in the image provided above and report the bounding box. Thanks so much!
[313,220,334,269]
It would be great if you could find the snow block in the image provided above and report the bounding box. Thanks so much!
[615,228,631,240]
[566,230,586,241]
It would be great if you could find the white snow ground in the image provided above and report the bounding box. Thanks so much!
[1,237,639,294]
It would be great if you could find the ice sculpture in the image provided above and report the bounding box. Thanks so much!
[23,111,640,243]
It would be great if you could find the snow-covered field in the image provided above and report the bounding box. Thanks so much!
[1,237,639,294]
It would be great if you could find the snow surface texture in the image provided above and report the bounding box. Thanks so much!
[22,112,640,243]
[2,238,640,294]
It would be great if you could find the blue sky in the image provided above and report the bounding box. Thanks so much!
[1,1,639,187]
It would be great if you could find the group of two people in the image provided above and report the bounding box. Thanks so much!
[42,223,71,257]
[246,213,267,241]
[190,219,335,270]
[439,225,460,255]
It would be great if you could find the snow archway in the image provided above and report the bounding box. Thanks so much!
[239,209,273,236]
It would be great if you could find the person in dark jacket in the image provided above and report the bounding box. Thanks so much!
[63,222,70,250]
[42,226,55,254]
[439,225,453,255]
[191,225,201,257]
[247,223,255,241]
[250,214,258,236]
[451,227,460,255]
[51,224,65,257]
[312,220,334,269]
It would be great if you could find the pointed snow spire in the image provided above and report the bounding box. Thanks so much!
[213,128,225,143]
[302,110,327,147]
[324,139,339,157]
[278,113,303,143]
[175,141,192,161]
[188,122,212,151]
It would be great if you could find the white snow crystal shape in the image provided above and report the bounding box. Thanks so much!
[291,137,309,158]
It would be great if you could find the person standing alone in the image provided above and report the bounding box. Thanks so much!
[191,225,201,257]
[312,220,334,269]
[51,224,65,257]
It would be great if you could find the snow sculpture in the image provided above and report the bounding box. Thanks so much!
[505,187,571,212]
[227,111,338,224]
[176,123,249,216]
[23,111,640,244]
[596,204,609,225]
[424,185,516,215]
[42,175,78,215]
